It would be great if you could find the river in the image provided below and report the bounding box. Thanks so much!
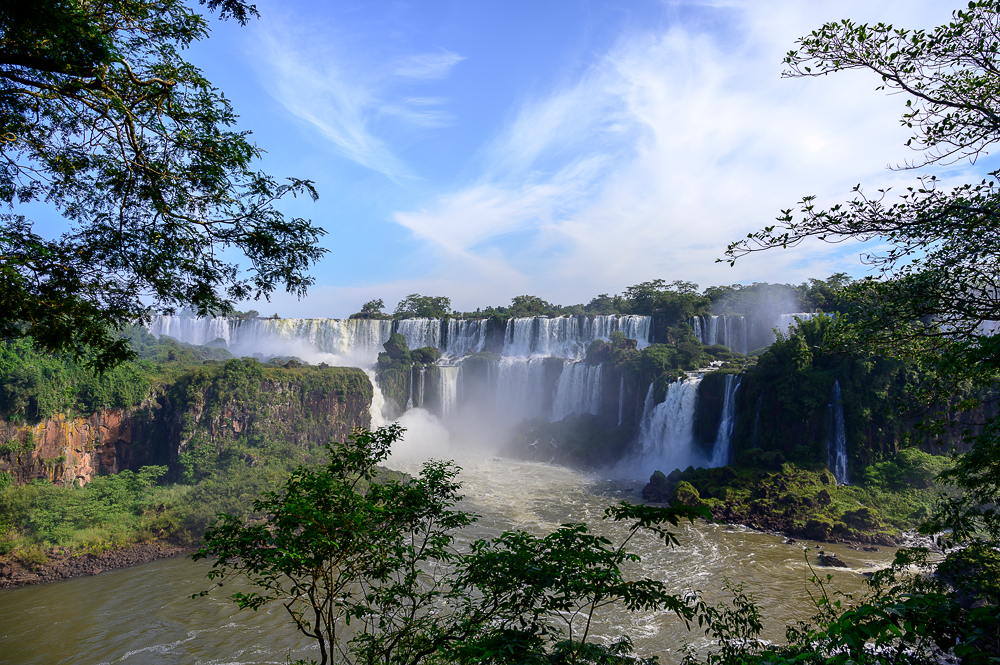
[0,412,895,664]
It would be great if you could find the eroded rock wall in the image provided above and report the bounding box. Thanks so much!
[0,366,374,486]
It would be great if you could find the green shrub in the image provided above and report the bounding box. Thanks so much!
[411,346,441,364]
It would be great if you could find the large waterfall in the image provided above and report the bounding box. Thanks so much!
[627,378,704,474]
[690,315,749,355]
[147,312,763,479]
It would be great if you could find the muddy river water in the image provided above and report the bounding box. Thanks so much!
[0,428,895,665]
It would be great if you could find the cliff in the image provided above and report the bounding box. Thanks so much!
[0,360,374,486]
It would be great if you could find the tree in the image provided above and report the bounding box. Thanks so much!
[0,0,326,370]
[394,294,451,319]
[350,298,387,320]
[724,2,1000,656]
[508,295,555,317]
[195,425,707,665]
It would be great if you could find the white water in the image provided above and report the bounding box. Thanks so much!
[616,378,705,477]
[438,365,460,418]
[827,381,850,485]
[710,375,741,466]
[148,313,761,476]
[689,315,747,354]
[690,313,821,354]
[551,362,603,421]
[493,357,552,423]
[503,315,651,358]
[364,368,388,428]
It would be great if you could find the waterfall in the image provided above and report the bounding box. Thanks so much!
[502,315,652,358]
[148,314,651,362]
[396,318,442,352]
[617,376,624,426]
[438,366,460,418]
[406,365,414,410]
[826,381,850,485]
[634,377,704,473]
[706,316,720,346]
[770,313,818,345]
[711,375,741,466]
[363,369,388,428]
[418,366,426,408]
[551,363,603,421]
[494,357,551,423]
[690,316,704,344]
[230,318,393,364]
[688,315,747,354]
[443,319,488,356]
[720,316,748,355]
[147,315,231,347]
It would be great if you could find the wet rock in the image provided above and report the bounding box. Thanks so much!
[818,552,849,568]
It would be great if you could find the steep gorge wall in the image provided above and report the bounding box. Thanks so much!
[0,364,374,486]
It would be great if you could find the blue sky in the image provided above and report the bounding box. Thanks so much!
[181,0,982,317]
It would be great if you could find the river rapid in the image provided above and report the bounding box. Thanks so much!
[0,411,896,664]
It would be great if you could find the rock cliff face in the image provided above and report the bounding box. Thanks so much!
[0,410,137,486]
[0,365,374,486]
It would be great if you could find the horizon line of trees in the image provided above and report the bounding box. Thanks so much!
[347,273,854,322]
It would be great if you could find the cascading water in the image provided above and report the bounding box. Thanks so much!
[707,316,719,346]
[688,315,748,354]
[502,315,651,359]
[147,315,232,347]
[438,365,460,418]
[624,377,704,475]
[710,375,741,466]
[363,368,388,428]
[826,380,849,485]
[147,313,654,433]
[493,357,551,424]
[551,362,603,421]
[418,366,426,408]
[405,365,414,410]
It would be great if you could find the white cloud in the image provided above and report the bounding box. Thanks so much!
[383,0,968,307]
[250,17,463,179]
[393,51,465,79]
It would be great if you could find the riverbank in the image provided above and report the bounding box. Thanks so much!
[639,453,948,547]
[0,540,189,588]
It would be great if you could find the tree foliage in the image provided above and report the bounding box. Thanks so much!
[196,425,707,665]
[0,0,326,370]
[394,294,452,319]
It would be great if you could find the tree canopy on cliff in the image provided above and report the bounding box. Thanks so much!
[0,0,326,370]
[394,294,451,319]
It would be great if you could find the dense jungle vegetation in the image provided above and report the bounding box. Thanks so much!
[0,328,374,560]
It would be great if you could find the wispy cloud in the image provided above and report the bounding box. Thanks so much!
[250,18,463,179]
[393,50,465,79]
